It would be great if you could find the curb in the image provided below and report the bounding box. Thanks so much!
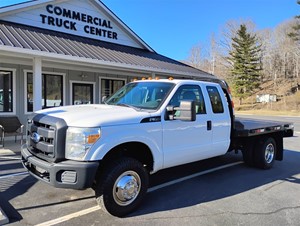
[0,206,9,225]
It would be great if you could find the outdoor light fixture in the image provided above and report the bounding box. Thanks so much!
[80,73,88,79]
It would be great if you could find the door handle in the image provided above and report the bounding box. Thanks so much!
[207,121,212,131]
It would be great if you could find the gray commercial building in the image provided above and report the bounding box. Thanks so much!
[0,0,212,125]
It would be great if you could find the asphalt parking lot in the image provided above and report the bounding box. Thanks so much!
[0,115,300,226]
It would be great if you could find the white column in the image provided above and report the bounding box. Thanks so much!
[33,57,42,112]
[151,72,156,79]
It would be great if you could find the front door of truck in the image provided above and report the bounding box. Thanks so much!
[162,84,213,168]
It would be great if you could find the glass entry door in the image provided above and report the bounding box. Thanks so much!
[72,83,93,105]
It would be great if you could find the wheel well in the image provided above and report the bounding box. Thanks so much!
[101,142,154,172]
[231,132,284,161]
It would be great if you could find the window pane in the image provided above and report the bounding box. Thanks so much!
[44,74,62,108]
[73,84,93,105]
[27,73,63,112]
[169,85,206,114]
[0,71,13,112]
[206,86,224,113]
[27,73,33,112]
[101,79,125,103]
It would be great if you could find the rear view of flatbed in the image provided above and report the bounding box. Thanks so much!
[230,117,294,169]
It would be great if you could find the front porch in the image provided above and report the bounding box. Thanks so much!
[0,139,22,155]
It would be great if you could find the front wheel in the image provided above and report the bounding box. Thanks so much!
[95,157,149,217]
[254,137,277,169]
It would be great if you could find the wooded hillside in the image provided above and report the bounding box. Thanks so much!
[185,1,300,113]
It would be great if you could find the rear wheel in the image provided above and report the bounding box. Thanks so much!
[95,157,149,217]
[254,137,276,169]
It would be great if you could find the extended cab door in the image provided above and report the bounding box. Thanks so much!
[162,84,213,168]
[204,85,231,154]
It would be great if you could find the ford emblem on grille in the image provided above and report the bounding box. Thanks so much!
[31,132,41,143]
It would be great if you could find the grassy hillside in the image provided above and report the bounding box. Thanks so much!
[234,79,300,116]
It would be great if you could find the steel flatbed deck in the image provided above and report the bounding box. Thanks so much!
[234,117,294,137]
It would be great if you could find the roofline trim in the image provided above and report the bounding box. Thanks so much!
[0,0,58,12]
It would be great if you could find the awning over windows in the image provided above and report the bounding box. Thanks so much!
[0,20,213,78]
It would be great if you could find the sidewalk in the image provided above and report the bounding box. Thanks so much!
[0,140,23,225]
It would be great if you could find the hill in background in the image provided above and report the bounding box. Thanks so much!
[234,79,300,115]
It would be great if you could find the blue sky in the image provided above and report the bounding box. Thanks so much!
[0,0,299,60]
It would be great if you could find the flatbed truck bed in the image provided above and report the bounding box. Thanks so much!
[234,117,294,137]
[20,78,294,217]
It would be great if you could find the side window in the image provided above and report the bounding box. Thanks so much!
[206,86,224,113]
[27,72,63,112]
[169,85,206,114]
[0,70,13,113]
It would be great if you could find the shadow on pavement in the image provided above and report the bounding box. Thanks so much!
[130,149,300,217]
[0,142,37,223]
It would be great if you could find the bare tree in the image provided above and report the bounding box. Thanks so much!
[187,44,203,69]
[261,20,300,82]
[186,18,300,90]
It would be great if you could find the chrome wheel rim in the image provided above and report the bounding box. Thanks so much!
[113,171,141,206]
[265,143,275,164]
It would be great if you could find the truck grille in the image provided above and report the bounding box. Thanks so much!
[26,114,67,163]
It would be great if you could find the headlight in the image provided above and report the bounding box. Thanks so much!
[65,127,101,160]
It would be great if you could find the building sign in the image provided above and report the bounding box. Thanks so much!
[40,4,118,40]
[0,0,144,48]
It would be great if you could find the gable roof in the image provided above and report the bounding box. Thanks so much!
[0,0,154,51]
[0,0,213,78]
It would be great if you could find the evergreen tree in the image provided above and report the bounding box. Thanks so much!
[228,24,262,104]
[288,0,300,41]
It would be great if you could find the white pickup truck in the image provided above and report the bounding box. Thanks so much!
[21,78,294,216]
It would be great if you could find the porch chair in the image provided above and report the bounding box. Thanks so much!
[0,116,24,147]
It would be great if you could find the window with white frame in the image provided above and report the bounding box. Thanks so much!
[26,72,63,112]
[100,78,125,103]
[72,83,94,105]
[0,70,13,113]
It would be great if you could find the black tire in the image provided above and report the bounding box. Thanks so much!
[254,137,277,169]
[95,157,149,217]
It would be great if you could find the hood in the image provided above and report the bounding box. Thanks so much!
[35,104,152,127]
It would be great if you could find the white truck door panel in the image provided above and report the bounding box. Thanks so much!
[204,85,231,154]
[162,85,213,168]
[163,115,212,168]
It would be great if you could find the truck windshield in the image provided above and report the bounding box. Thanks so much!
[106,82,174,110]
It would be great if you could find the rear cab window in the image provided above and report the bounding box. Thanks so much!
[206,86,224,114]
